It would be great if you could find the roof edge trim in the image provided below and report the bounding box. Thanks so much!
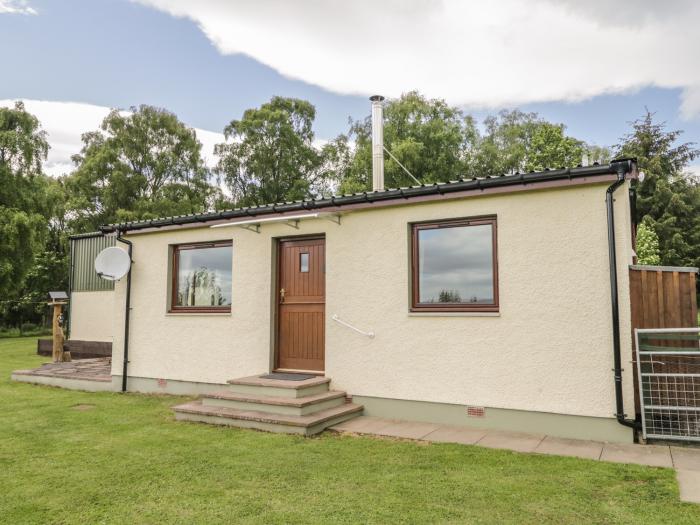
[100,160,637,234]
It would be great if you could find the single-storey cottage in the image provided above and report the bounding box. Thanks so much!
[57,99,647,441]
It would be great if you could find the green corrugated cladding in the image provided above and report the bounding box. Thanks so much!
[70,234,116,292]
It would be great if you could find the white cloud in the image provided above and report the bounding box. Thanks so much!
[0,100,225,176]
[134,0,700,118]
[687,163,700,182]
[680,86,700,120]
[0,0,36,15]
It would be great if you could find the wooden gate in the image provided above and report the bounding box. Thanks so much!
[629,265,699,416]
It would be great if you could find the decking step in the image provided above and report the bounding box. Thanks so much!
[173,400,363,436]
[226,374,331,398]
[202,390,347,416]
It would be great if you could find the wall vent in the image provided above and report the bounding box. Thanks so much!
[467,406,486,418]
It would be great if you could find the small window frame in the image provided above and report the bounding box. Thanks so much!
[300,252,310,273]
[410,216,499,313]
[170,240,233,313]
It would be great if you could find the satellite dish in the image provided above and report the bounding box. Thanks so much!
[95,247,131,281]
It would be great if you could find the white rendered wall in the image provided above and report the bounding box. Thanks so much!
[111,181,635,419]
[69,290,114,342]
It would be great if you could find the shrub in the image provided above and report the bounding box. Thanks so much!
[20,322,38,334]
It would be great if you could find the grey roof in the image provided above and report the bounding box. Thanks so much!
[99,159,636,234]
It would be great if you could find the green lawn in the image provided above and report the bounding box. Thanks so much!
[1,338,699,524]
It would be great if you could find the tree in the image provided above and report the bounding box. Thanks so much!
[317,134,354,196]
[615,111,700,269]
[8,175,70,329]
[215,97,323,207]
[333,94,601,193]
[0,102,49,299]
[471,110,588,176]
[341,91,477,192]
[525,122,587,172]
[66,105,215,232]
[438,289,462,303]
[636,216,661,265]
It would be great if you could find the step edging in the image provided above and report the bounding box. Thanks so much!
[173,401,363,428]
[204,390,347,408]
[227,375,331,390]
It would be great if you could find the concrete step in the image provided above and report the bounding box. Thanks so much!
[202,389,347,416]
[173,400,363,436]
[226,374,331,398]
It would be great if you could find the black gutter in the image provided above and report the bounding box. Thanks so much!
[69,231,111,240]
[99,163,622,234]
[116,230,133,393]
[606,159,639,431]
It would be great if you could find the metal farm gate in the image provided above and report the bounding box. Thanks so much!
[629,265,699,441]
[636,328,700,441]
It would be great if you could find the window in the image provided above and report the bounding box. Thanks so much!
[300,252,309,273]
[171,241,232,312]
[411,217,498,312]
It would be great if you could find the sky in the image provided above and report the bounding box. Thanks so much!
[1,0,700,177]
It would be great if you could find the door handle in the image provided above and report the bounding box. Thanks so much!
[280,288,285,302]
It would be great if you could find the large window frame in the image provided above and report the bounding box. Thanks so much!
[411,216,499,313]
[170,240,233,313]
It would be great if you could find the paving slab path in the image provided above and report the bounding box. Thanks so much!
[330,416,700,504]
[12,357,112,382]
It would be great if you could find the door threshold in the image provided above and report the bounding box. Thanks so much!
[274,368,325,376]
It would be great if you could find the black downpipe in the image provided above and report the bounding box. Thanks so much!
[116,231,133,393]
[606,159,638,430]
[67,238,75,338]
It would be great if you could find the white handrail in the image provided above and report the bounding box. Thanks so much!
[331,314,375,338]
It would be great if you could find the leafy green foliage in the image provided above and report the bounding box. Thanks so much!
[215,97,324,206]
[66,105,215,231]
[0,208,42,299]
[0,102,51,299]
[342,91,477,191]
[317,134,354,195]
[616,111,700,269]
[438,289,462,303]
[470,110,591,176]
[338,95,602,193]
[636,216,662,265]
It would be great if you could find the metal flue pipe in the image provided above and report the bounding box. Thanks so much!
[370,95,385,191]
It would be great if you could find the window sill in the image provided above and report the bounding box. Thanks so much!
[166,311,232,317]
[408,311,500,318]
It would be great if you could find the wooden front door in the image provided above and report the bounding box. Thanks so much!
[276,237,325,372]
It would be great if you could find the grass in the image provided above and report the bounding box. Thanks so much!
[1,338,700,524]
[0,327,51,339]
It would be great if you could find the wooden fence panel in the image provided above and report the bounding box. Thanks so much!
[629,265,699,416]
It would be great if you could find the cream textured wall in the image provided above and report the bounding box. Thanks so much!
[69,290,114,342]
[111,180,635,419]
